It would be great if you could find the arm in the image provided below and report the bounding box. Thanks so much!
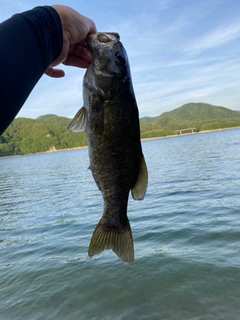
[0,6,62,135]
[0,5,96,135]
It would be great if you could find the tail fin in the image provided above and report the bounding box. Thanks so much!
[88,219,134,265]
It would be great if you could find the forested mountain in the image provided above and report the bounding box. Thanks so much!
[140,102,240,138]
[1,103,240,157]
[0,115,87,156]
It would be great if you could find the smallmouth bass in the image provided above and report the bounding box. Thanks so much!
[68,32,148,264]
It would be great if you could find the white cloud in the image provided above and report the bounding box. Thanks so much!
[185,21,240,54]
[3,0,240,120]
[134,54,240,117]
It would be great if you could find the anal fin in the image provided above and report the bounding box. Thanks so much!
[131,154,148,200]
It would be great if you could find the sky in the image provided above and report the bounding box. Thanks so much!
[2,0,240,119]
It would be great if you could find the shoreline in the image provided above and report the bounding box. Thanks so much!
[141,125,240,141]
[1,126,240,159]
[0,146,88,160]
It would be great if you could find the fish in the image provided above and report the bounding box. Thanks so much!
[68,32,148,264]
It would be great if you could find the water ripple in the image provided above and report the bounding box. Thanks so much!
[1,131,240,319]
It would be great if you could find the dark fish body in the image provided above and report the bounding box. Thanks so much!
[68,32,148,264]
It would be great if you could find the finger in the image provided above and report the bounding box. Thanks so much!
[45,67,65,78]
[79,14,97,36]
[71,44,93,62]
[88,21,97,35]
[63,55,90,68]
[63,45,93,68]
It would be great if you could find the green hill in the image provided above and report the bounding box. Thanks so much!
[36,114,57,121]
[140,102,240,138]
[0,115,87,157]
[1,102,240,157]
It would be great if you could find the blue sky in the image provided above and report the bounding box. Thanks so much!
[2,0,240,119]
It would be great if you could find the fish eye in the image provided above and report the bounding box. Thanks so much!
[115,52,124,61]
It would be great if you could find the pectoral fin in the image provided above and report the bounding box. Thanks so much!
[68,107,87,132]
[131,154,148,200]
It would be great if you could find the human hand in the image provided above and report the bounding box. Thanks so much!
[45,5,97,78]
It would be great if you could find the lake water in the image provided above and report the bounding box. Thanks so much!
[1,129,240,320]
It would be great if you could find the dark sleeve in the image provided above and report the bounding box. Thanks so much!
[0,6,63,135]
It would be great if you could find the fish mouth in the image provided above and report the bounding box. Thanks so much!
[87,32,120,49]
